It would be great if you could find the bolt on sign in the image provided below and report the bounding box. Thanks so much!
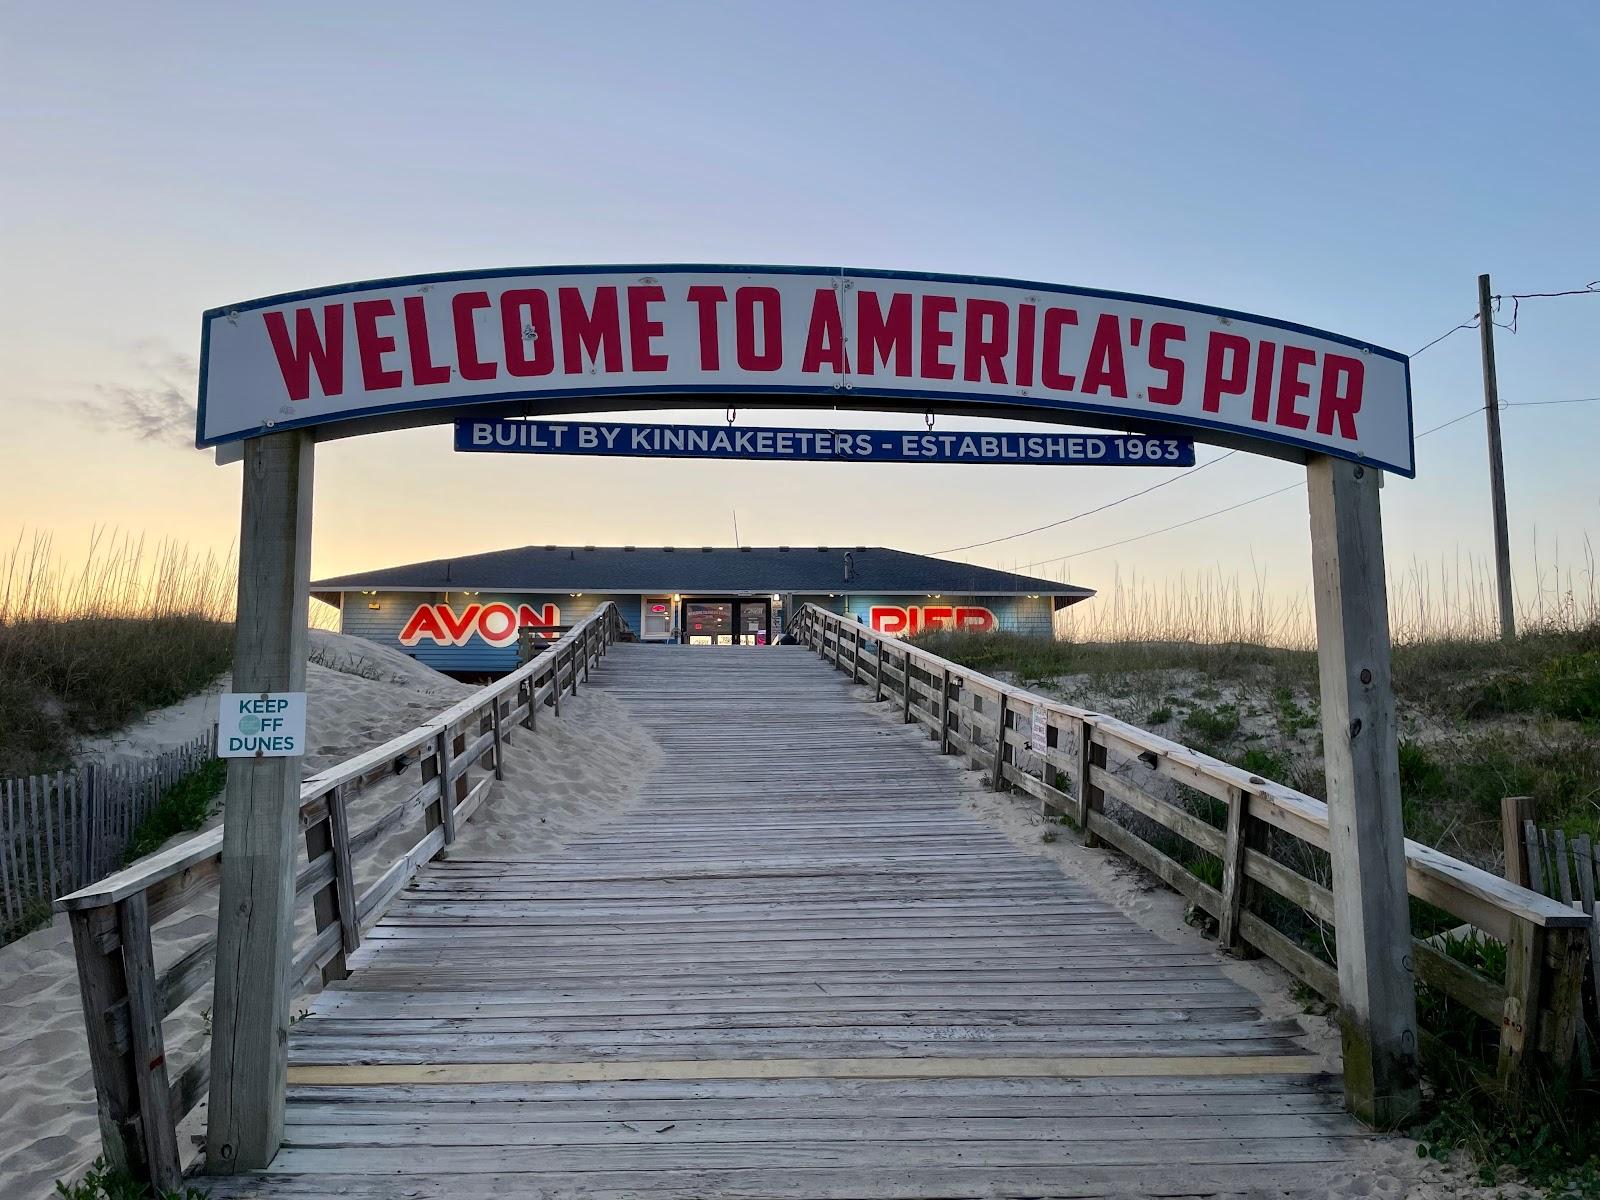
[197,265,1414,475]
[218,692,306,758]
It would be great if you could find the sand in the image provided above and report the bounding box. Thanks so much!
[0,632,660,1199]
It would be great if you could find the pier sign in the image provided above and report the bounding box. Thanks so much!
[218,691,306,758]
[198,264,1415,475]
[455,418,1196,467]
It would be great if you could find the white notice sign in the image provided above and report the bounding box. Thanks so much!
[218,692,307,758]
[1031,704,1049,755]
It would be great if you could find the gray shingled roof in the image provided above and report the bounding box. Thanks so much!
[312,546,1092,601]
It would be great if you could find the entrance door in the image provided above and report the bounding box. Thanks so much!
[734,599,771,645]
[683,600,735,644]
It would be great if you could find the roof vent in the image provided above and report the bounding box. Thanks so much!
[663,546,675,552]
[739,546,753,552]
[817,546,829,552]
[623,545,636,552]
[701,546,713,553]
[854,546,867,552]
[778,546,790,552]
[543,544,556,551]
[584,545,596,551]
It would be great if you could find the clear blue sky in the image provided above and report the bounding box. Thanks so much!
[2,2,1595,627]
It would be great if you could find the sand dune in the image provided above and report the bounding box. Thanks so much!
[0,632,658,1198]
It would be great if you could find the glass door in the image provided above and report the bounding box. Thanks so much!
[683,600,734,645]
[734,599,771,645]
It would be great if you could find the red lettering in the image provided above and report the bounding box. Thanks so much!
[558,287,623,374]
[516,603,561,633]
[1016,304,1036,389]
[685,285,726,370]
[922,605,955,631]
[477,603,518,644]
[870,605,908,635]
[1080,314,1128,397]
[500,289,555,378]
[352,299,402,391]
[955,607,995,632]
[1276,345,1316,431]
[1146,323,1186,405]
[402,297,450,386]
[801,288,849,374]
[919,295,957,380]
[1316,353,1364,439]
[963,299,1009,384]
[1202,332,1251,413]
[263,305,344,402]
[398,605,449,647]
[1041,307,1078,391]
[1251,341,1278,422]
[438,603,480,643]
[452,292,496,381]
[627,285,668,372]
[857,291,912,376]
[735,286,782,371]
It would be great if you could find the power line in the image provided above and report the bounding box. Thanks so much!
[930,451,1237,555]
[1502,396,1600,409]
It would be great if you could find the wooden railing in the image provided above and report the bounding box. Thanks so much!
[789,603,1590,1093]
[55,603,625,1189]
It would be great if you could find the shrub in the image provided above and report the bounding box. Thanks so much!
[1181,704,1240,748]
[55,1157,208,1200]
[123,758,228,864]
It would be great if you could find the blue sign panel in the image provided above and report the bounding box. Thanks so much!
[454,419,1196,467]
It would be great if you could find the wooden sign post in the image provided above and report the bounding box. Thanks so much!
[1306,455,1420,1128]
[206,431,314,1172]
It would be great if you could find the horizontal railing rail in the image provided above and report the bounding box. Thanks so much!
[56,602,625,1189]
[788,603,1588,1095]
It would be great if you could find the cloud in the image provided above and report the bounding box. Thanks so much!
[76,347,198,446]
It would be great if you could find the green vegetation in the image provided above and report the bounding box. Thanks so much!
[1145,705,1173,724]
[123,758,228,864]
[1180,703,1240,750]
[54,1158,208,1200]
[0,534,235,775]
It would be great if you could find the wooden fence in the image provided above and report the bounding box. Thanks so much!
[790,604,1591,1095]
[1504,796,1600,1055]
[55,602,624,1190]
[1,731,215,939]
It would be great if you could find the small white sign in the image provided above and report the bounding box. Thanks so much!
[218,692,307,758]
[1031,704,1049,755]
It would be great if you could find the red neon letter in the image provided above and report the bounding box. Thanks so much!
[870,606,908,634]
[398,604,448,647]
[263,305,344,401]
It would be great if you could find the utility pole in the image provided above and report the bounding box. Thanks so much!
[1477,273,1516,642]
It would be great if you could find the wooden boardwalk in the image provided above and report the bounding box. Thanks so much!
[208,644,1368,1198]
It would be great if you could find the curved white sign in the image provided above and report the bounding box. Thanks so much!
[198,265,1414,475]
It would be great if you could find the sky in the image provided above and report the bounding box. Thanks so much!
[2,2,1596,629]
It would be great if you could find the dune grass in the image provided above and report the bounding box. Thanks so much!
[0,532,236,775]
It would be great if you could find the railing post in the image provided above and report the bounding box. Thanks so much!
[851,625,861,681]
[303,794,351,985]
[1076,719,1106,846]
[989,693,1010,790]
[118,893,182,1191]
[939,668,952,754]
[582,624,592,683]
[68,906,143,1178]
[489,698,506,782]
[1218,785,1251,955]
[569,643,580,696]
[428,729,458,847]
[1499,916,1547,1090]
[902,652,913,724]
[873,637,885,702]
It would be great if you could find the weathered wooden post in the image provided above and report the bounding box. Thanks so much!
[206,430,313,1172]
[1306,455,1420,1128]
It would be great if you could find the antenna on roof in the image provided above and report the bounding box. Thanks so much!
[732,507,740,548]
